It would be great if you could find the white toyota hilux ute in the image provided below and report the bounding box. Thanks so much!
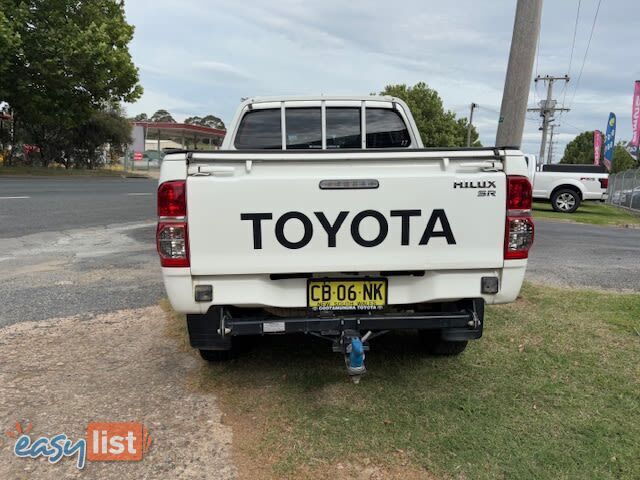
[157,96,534,377]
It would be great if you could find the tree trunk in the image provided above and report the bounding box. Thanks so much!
[6,115,17,166]
[39,141,51,168]
[38,131,50,167]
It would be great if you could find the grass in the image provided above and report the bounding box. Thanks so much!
[166,284,640,479]
[0,165,137,176]
[533,201,640,227]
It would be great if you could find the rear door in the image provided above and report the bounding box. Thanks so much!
[186,152,506,275]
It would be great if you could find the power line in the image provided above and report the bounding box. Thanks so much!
[476,104,502,116]
[476,104,542,124]
[566,0,582,78]
[561,119,588,132]
[567,0,602,109]
[558,82,569,110]
[559,0,581,121]
[472,105,540,128]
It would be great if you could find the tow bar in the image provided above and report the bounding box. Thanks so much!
[211,301,484,382]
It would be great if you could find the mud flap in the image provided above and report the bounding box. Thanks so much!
[186,307,232,351]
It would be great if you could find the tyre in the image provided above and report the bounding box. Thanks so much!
[419,331,468,356]
[199,348,233,362]
[551,188,581,213]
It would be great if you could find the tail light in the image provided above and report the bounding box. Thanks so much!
[504,176,534,260]
[157,180,189,267]
[158,180,186,217]
[599,178,608,189]
[506,175,532,211]
[157,221,189,267]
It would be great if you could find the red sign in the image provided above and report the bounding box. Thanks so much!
[133,151,143,161]
[593,130,602,166]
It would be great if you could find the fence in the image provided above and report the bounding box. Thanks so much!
[607,168,640,211]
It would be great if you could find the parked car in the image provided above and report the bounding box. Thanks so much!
[619,189,633,207]
[525,156,608,213]
[156,96,534,377]
[611,190,621,205]
[630,187,640,209]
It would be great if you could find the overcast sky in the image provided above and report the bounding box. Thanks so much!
[124,0,639,159]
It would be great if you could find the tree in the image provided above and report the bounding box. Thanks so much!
[69,103,132,169]
[561,132,638,172]
[200,115,225,130]
[0,10,20,164]
[611,143,638,173]
[560,131,598,165]
[378,82,480,147]
[0,0,142,166]
[150,109,176,123]
[185,114,225,130]
[133,113,148,122]
[0,9,19,89]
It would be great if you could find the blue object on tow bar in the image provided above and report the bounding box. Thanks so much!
[349,338,365,369]
[346,337,366,383]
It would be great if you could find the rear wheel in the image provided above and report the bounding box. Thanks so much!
[419,331,468,356]
[551,188,581,213]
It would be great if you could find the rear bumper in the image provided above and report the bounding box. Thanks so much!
[226,309,483,341]
[187,298,484,346]
[584,191,607,201]
[162,261,527,314]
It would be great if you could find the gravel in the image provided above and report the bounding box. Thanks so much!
[0,306,236,479]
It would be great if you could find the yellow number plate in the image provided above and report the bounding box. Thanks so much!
[307,279,387,311]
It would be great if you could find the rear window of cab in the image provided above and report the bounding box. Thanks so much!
[234,106,411,149]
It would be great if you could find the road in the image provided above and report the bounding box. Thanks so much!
[1,176,639,327]
[0,176,156,238]
[527,220,640,291]
[0,176,160,327]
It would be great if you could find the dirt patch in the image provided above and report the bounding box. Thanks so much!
[0,307,236,479]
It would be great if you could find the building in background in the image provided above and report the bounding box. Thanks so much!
[128,121,226,169]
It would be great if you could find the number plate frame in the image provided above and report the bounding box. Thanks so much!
[307,278,388,312]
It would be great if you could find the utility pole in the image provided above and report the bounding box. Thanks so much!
[528,75,570,165]
[466,102,478,147]
[547,123,559,164]
[496,0,543,148]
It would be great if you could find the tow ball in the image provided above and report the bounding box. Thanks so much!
[337,330,373,384]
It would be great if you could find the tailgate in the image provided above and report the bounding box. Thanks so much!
[186,152,506,276]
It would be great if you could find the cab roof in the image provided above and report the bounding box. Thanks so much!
[241,95,400,105]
